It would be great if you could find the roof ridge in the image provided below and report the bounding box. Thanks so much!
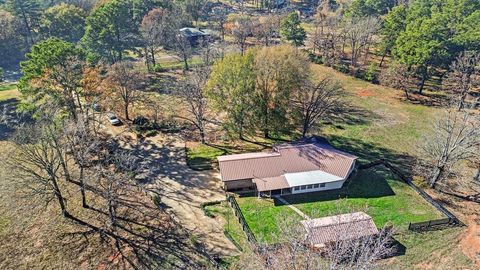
[218,152,281,162]
[305,213,372,228]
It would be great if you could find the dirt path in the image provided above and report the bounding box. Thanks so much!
[274,195,310,220]
[125,135,238,257]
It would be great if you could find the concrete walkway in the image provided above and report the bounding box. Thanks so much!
[273,195,310,220]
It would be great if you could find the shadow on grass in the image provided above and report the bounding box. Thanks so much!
[325,135,416,179]
[278,169,396,206]
[0,98,32,140]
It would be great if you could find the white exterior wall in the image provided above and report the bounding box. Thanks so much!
[291,180,346,194]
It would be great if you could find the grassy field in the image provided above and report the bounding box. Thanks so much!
[310,64,442,164]
[0,84,20,101]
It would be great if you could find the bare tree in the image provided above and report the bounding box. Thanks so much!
[443,51,480,110]
[311,7,344,65]
[379,62,414,100]
[229,15,254,55]
[237,214,395,270]
[211,6,228,41]
[253,15,281,46]
[176,67,210,144]
[140,8,172,70]
[344,16,380,67]
[10,123,71,217]
[421,108,480,188]
[174,33,193,71]
[294,78,344,137]
[104,62,146,121]
[63,116,101,208]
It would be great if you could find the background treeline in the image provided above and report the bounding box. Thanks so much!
[310,0,480,95]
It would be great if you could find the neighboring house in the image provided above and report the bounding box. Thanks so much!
[301,212,378,248]
[217,137,357,196]
[179,27,211,45]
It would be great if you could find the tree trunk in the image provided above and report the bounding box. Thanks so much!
[51,175,69,217]
[124,102,130,121]
[200,129,206,144]
[429,166,444,188]
[379,50,387,67]
[79,167,88,208]
[302,118,309,138]
[183,54,189,71]
[20,10,34,46]
[418,66,428,95]
[150,47,156,67]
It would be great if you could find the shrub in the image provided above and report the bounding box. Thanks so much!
[364,63,377,82]
[333,63,349,74]
[153,195,162,208]
[152,64,164,72]
[0,68,4,82]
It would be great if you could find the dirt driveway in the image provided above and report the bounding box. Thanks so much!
[115,133,238,257]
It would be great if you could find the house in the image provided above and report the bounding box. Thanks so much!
[179,27,210,45]
[217,137,357,196]
[301,212,378,248]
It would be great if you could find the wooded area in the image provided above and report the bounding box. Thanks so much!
[0,0,479,269]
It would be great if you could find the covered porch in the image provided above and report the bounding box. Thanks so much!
[253,176,292,197]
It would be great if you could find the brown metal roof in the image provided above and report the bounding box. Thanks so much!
[218,140,357,182]
[253,176,290,192]
[301,212,378,246]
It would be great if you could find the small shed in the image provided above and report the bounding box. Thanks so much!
[301,212,378,248]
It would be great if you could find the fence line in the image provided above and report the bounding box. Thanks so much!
[359,160,463,231]
[226,193,257,244]
[408,218,458,232]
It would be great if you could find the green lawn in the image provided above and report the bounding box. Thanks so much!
[236,167,443,243]
[285,168,443,229]
[205,202,249,252]
[235,196,301,243]
[186,143,228,169]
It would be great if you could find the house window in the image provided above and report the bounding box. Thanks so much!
[294,186,300,191]
[313,184,319,188]
[301,185,307,190]
[307,185,313,189]
[320,183,326,188]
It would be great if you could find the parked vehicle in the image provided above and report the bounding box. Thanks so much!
[106,113,121,125]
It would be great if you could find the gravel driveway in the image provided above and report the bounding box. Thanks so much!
[126,135,238,257]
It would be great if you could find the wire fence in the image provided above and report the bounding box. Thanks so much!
[359,159,463,231]
[408,218,459,232]
[226,193,257,244]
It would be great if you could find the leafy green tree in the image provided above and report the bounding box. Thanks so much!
[392,0,480,93]
[453,10,480,51]
[379,5,406,67]
[280,12,306,47]
[5,0,41,46]
[346,0,396,17]
[19,38,86,118]
[82,0,148,63]
[253,45,309,138]
[207,51,256,139]
[40,3,86,42]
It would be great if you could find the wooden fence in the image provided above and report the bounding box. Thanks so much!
[226,193,257,244]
